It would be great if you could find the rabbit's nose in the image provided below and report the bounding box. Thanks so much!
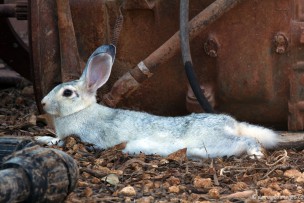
[41,97,47,107]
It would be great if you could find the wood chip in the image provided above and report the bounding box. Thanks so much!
[119,185,136,196]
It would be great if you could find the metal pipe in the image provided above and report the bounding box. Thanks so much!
[56,0,82,82]
[0,4,16,18]
[180,0,191,64]
[180,0,214,113]
[103,0,244,107]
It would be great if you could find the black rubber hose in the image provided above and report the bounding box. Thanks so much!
[179,0,215,113]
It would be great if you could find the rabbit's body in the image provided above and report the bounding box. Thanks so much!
[37,45,278,158]
[55,102,276,158]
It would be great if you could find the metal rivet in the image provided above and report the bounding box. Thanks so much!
[204,37,219,57]
[274,33,288,54]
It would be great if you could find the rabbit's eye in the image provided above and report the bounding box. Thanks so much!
[63,89,73,97]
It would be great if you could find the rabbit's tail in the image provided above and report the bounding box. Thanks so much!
[236,122,278,148]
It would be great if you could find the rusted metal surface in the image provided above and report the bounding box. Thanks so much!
[0,18,30,79]
[289,0,304,130]
[30,0,217,114]
[213,0,291,129]
[0,4,15,17]
[4,0,28,49]
[123,0,156,10]
[26,0,304,130]
[103,0,244,108]
[56,0,82,82]
[15,0,27,20]
[30,0,61,112]
[0,0,29,79]
[30,0,111,112]
[0,1,27,19]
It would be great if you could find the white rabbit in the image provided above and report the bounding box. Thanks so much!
[36,44,278,158]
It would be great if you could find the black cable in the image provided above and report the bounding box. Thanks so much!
[179,0,214,113]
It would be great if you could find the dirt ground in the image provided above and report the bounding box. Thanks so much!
[1,83,304,203]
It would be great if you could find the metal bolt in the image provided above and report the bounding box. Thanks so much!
[276,47,285,54]
[274,33,288,54]
[204,37,219,57]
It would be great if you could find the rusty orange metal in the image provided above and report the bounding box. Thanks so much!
[0,0,29,79]
[4,0,304,130]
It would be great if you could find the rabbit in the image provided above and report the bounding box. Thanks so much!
[36,44,278,158]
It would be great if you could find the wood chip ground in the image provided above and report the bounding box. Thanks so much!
[1,86,304,203]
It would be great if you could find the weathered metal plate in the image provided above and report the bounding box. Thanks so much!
[28,0,304,130]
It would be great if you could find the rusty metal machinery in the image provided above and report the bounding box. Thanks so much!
[2,0,304,131]
[0,0,30,80]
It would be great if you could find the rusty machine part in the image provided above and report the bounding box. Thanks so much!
[0,0,303,131]
[0,0,30,80]
[0,140,78,203]
[103,0,243,109]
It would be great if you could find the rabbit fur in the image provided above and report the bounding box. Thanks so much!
[37,44,278,158]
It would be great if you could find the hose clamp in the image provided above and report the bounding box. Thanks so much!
[137,61,153,78]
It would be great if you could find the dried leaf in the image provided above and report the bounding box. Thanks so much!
[208,188,220,199]
[230,182,248,192]
[295,174,304,183]
[167,176,180,185]
[168,185,180,193]
[102,174,120,186]
[193,177,213,189]
[260,187,280,196]
[284,169,302,178]
[28,114,37,126]
[221,190,254,199]
[21,86,34,96]
[83,187,93,197]
[281,189,291,196]
[119,185,136,196]
[167,148,187,162]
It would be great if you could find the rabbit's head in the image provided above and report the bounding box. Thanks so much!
[41,45,116,117]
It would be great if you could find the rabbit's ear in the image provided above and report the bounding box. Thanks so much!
[81,45,116,93]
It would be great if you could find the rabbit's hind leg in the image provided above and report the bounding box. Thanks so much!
[245,138,264,159]
[187,135,264,159]
[228,136,264,158]
[123,137,183,157]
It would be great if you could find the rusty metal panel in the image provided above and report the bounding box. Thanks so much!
[30,0,110,112]
[0,0,30,80]
[289,0,304,130]
[30,0,61,112]
[106,0,216,115]
[28,0,304,130]
[207,0,291,128]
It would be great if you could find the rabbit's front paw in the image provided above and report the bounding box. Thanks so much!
[35,136,63,146]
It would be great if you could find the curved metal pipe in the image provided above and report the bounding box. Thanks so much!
[179,0,214,113]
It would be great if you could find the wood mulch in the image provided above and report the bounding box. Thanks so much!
[1,85,304,203]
